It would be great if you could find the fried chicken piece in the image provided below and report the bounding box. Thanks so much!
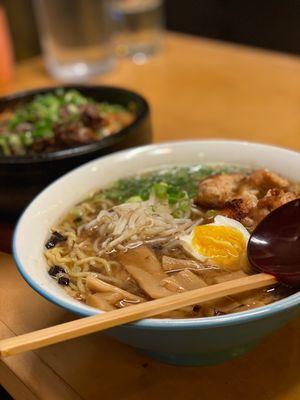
[195,173,245,208]
[220,198,253,222]
[219,189,258,225]
[222,188,296,225]
[248,169,289,194]
[195,169,295,228]
[251,189,297,224]
[258,188,297,211]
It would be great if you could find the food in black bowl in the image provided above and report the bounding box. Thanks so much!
[0,89,136,156]
[0,86,151,219]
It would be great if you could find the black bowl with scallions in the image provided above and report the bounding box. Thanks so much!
[0,86,151,219]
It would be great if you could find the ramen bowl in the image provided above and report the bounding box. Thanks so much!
[13,140,300,366]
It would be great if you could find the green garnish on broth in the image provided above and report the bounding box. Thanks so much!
[101,165,246,218]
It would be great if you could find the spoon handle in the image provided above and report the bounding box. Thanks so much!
[0,273,277,357]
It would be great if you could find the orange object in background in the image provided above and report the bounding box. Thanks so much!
[0,6,13,87]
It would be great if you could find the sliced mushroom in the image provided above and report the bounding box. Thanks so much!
[116,246,174,299]
[117,245,163,275]
[86,293,115,311]
[122,264,174,299]
[162,255,213,272]
[212,270,248,284]
[161,270,207,292]
[86,276,145,303]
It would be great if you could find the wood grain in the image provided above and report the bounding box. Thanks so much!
[0,321,81,400]
[0,32,300,399]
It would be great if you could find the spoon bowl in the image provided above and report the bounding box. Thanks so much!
[248,199,300,286]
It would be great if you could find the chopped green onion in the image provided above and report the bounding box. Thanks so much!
[152,182,168,200]
[103,165,245,209]
[0,137,11,156]
[206,209,218,218]
[8,134,25,155]
[127,195,143,203]
[21,131,34,147]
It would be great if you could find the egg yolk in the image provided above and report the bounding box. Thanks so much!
[192,225,246,270]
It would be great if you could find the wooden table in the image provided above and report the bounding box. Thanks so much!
[0,32,300,400]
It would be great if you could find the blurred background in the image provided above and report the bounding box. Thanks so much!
[1,0,300,63]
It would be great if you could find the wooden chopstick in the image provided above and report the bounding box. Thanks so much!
[0,273,277,357]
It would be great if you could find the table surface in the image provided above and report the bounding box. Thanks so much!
[1,32,300,400]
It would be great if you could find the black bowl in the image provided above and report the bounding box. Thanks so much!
[0,85,152,220]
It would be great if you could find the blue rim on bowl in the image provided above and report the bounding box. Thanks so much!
[13,140,300,330]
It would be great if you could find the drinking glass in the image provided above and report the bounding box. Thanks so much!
[109,0,164,61]
[33,0,115,81]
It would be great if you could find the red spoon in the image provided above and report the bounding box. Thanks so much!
[248,199,300,286]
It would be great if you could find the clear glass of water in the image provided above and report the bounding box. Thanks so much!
[109,0,164,61]
[33,0,115,82]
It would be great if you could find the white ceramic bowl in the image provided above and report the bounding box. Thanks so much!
[13,141,300,366]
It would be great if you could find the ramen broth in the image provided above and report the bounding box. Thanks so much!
[44,164,298,318]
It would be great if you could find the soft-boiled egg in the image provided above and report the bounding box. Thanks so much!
[180,215,250,271]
